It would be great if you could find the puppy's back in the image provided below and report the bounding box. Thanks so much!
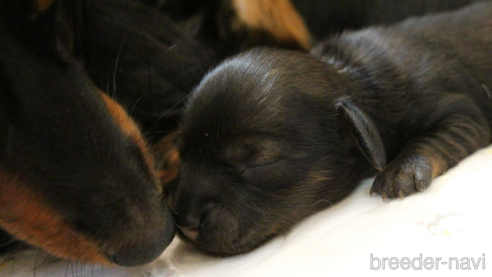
[315,2,492,128]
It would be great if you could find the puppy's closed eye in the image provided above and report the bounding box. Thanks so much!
[224,137,288,164]
[223,138,299,188]
[240,159,293,189]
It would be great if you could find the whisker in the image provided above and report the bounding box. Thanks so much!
[148,44,176,68]
[312,199,335,208]
[129,94,147,117]
[144,95,190,137]
[482,84,491,99]
[112,33,128,99]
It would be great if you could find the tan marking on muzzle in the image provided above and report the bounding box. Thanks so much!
[232,0,312,49]
[100,93,160,190]
[0,169,111,265]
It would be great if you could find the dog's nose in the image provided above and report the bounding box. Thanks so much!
[107,234,170,267]
[106,203,176,267]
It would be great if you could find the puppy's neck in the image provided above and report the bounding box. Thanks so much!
[312,36,416,161]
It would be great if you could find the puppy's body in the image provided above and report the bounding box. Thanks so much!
[291,0,492,40]
[169,3,492,256]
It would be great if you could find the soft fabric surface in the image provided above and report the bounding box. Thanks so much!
[2,145,491,277]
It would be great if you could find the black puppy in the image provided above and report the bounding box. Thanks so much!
[166,3,492,256]
[0,0,174,266]
[291,0,492,40]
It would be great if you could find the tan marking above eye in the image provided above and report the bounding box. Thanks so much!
[231,0,312,49]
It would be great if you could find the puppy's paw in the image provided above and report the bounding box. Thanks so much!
[370,155,434,200]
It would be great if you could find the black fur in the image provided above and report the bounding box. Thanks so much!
[72,0,492,141]
[167,3,492,256]
[3,0,491,266]
[154,0,492,48]
[0,0,174,266]
[291,0,492,40]
[62,0,220,142]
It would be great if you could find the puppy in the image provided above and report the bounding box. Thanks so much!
[165,3,492,256]
[0,0,174,266]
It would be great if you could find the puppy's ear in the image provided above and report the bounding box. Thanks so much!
[337,100,386,171]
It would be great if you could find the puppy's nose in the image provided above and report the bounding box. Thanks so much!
[177,225,199,241]
[176,211,205,241]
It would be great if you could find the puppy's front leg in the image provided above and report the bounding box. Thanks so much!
[371,93,490,200]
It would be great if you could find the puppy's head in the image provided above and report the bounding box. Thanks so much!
[0,0,174,266]
[166,48,385,256]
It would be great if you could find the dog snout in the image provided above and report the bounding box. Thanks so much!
[93,172,176,266]
[107,228,173,267]
[106,202,175,267]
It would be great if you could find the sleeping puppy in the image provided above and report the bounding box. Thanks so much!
[165,3,492,256]
[0,0,174,266]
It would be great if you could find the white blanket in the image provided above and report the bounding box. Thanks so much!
[2,145,492,277]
